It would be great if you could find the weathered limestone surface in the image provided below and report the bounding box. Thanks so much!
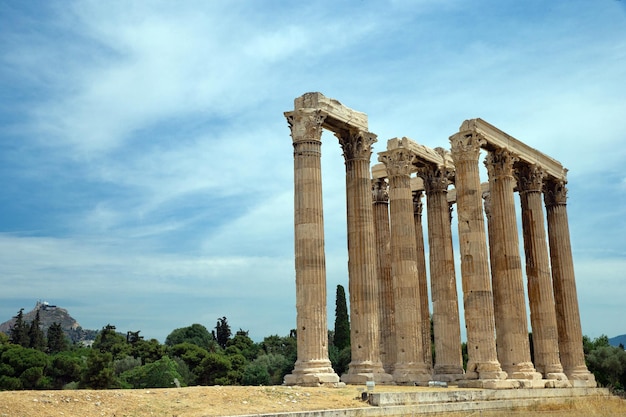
[379,146,431,384]
[286,93,593,390]
[338,130,391,384]
[419,163,465,382]
[485,149,541,380]
[545,180,596,387]
[373,178,395,374]
[413,190,432,369]
[449,131,506,382]
[516,164,568,382]
[284,107,339,386]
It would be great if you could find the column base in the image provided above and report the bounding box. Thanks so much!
[283,359,341,387]
[504,361,543,380]
[433,364,466,382]
[392,363,432,385]
[465,360,508,380]
[341,360,393,385]
[567,368,597,388]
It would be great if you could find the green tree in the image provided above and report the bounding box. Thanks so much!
[47,322,68,353]
[165,324,216,350]
[333,285,350,350]
[131,338,166,364]
[243,353,293,385]
[587,344,626,389]
[0,343,50,389]
[226,330,259,361]
[28,310,46,351]
[93,324,131,359]
[47,352,84,389]
[120,356,185,389]
[329,344,351,376]
[196,352,233,385]
[9,308,29,347]
[82,350,119,389]
[215,317,232,349]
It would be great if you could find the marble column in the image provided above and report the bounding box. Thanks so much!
[484,149,541,381]
[284,109,340,386]
[413,190,433,369]
[515,164,568,383]
[372,178,395,373]
[449,132,506,381]
[544,179,596,387]
[337,130,391,384]
[419,165,465,381]
[379,148,431,384]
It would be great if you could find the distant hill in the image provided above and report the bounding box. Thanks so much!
[609,334,626,348]
[0,301,98,344]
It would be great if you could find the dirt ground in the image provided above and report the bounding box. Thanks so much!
[1,385,626,417]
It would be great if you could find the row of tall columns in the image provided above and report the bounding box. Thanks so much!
[285,100,593,387]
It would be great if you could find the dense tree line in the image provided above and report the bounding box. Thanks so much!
[1,297,623,391]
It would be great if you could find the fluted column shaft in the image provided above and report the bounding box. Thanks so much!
[338,131,391,384]
[485,149,540,380]
[284,109,339,386]
[516,165,567,380]
[373,178,395,373]
[449,132,505,380]
[420,166,464,380]
[413,191,432,369]
[545,180,596,386]
[379,148,430,384]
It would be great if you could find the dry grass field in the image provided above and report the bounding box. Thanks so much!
[1,385,626,417]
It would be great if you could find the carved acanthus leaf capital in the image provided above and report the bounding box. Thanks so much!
[544,179,568,207]
[285,109,326,143]
[336,130,377,162]
[416,165,452,194]
[484,148,518,179]
[378,148,416,177]
[482,191,492,218]
[372,178,389,203]
[450,132,486,163]
[413,190,424,216]
[515,164,545,193]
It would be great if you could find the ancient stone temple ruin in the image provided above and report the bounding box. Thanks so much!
[283,92,596,389]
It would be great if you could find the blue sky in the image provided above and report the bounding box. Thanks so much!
[0,0,624,343]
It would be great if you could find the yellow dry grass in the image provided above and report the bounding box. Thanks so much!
[0,385,625,417]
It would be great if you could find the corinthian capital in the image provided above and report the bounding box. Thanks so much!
[417,165,452,194]
[449,132,486,163]
[285,109,326,143]
[484,148,518,179]
[378,148,415,177]
[544,179,568,207]
[336,129,377,162]
[372,178,389,203]
[515,164,545,193]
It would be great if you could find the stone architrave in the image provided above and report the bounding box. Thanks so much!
[372,178,395,374]
[449,131,506,383]
[413,190,433,369]
[515,164,569,384]
[379,147,431,384]
[337,130,392,384]
[544,180,596,387]
[284,109,340,386]
[484,149,541,381]
[419,164,465,382]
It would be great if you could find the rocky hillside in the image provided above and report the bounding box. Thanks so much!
[0,301,98,344]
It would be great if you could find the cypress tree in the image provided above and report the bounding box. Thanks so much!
[28,310,46,350]
[47,322,68,353]
[9,308,29,347]
[333,285,350,350]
